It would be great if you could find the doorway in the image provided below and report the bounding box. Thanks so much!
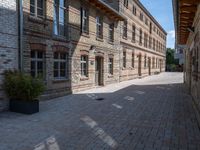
[138,54,142,76]
[95,56,104,86]
[160,59,162,72]
[148,57,151,75]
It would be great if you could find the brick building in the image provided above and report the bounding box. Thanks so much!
[0,0,167,110]
[0,0,19,111]
[104,0,167,81]
[22,0,124,98]
[173,1,200,112]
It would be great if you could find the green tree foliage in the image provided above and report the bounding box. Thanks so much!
[166,48,175,65]
[3,70,45,101]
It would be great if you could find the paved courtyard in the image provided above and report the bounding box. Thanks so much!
[0,72,200,150]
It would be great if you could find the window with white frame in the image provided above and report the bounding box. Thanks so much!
[149,36,152,49]
[145,17,148,25]
[81,55,88,77]
[153,38,155,50]
[30,0,44,18]
[108,57,114,75]
[132,4,136,15]
[81,7,89,34]
[54,52,68,79]
[140,12,144,21]
[96,16,103,39]
[132,25,136,42]
[108,23,114,42]
[132,53,135,68]
[53,0,66,36]
[123,21,128,39]
[31,50,44,78]
[144,55,147,68]
[124,0,128,8]
[139,29,143,45]
[123,51,126,68]
[144,33,148,48]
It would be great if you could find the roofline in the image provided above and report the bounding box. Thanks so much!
[172,0,178,48]
[135,0,167,35]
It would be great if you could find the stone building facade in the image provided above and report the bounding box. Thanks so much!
[104,0,167,81]
[173,1,200,111]
[0,0,19,111]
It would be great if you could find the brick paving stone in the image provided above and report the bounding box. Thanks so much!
[0,73,200,150]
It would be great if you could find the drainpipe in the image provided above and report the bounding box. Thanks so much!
[18,0,23,72]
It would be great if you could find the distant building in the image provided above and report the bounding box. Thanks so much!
[104,0,167,80]
[174,47,184,65]
[173,0,200,110]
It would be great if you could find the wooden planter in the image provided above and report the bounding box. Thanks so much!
[10,99,39,114]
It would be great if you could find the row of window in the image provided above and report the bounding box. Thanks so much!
[31,51,114,79]
[122,51,163,69]
[123,0,166,40]
[123,23,166,53]
[30,0,115,42]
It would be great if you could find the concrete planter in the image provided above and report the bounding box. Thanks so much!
[10,99,39,114]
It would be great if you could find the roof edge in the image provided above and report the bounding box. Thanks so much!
[135,0,167,35]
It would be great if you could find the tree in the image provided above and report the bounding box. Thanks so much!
[166,48,175,65]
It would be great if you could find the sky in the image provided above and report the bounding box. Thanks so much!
[140,0,175,49]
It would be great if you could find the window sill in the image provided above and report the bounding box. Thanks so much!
[131,67,135,70]
[52,35,68,42]
[28,16,48,25]
[122,36,127,40]
[108,41,114,45]
[81,32,90,38]
[96,37,104,42]
[53,78,69,83]
[80,76,89,81]
[108,75,114,78]
[131,40,136,43]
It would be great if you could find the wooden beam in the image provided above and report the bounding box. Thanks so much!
[180,0,200,5]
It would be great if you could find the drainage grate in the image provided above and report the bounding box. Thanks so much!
[95,98,104,101]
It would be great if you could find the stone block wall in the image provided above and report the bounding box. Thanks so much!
[0,0,18,111]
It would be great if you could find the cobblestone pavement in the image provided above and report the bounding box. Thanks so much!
[0,72,200,150]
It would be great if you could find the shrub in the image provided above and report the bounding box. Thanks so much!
[3,70,45,101]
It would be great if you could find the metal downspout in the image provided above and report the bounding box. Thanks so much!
[18,0,23,72]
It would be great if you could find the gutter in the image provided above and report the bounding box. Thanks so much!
[18,0,23,72]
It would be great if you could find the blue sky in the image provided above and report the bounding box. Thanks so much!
[140,0,175,49]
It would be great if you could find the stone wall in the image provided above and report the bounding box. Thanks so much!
[0,0,18,111]
[185,4,200,111]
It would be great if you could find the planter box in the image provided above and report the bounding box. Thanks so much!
[10,99,39,114]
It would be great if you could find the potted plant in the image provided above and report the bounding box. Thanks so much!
[3,70,45,114]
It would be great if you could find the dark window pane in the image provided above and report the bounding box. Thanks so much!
[60,62,66,70]
[54,52,59,59]
[31,51,35,58]
[54,62,59,70]
[37,61,43,70]
[37,51,43,59]
[37,0,43,8]
[30,6,35,14]
[60,70,66,77]
[37,9,43,17]
[60,53,66,60]
[31,61,35,70]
